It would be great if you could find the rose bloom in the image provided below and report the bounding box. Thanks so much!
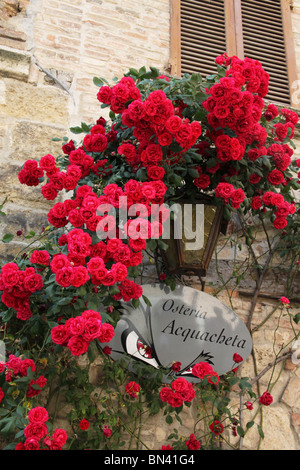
[103,426,112,438]
[24,437,40,450]
[24,422,48,440]
[259,391,273,406]
[67,335,90,356]
[171,361,181,372]
[246,401,253,410]
[98,323,115,343]
[185,433,201,450]
[171,377,190,393]
[83,317,102,342]
[161,445,173,450]
[159,386,171,403]
[19,358,36,377]
[280,296,290,304]
[0,387,4,403]
[102,346,112,355]
[125,381,140,398]
[168,390,184,408]
[79,419,89,430]
[192,362,214,379]
[273,217,287,230]
[233,353,243,363]
[51,324,70,346]
[30,250,50,266]
[28,406,49,424]
[209,420,224,436]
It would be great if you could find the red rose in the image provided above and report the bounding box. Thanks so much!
[192,362,214,379]
[185,433,201,450]
[168,391,184,408]
[0,387,4,403]
[52,429,68,446]
[24,422,48,440]
[125,381,140,398]
[233,353,243,363]
[79,419,90,430]
[41,183,58,200]
[19,359,36,377]
[147,165,166,181]
[71,266,90,287]
[159,386,171,403]
[103,426,112,438]
[215,182,235,200]
[24,438,40,450]
[165,115,182,134]
[194,174,210,189]
[83,317,102,342]
[97,86,112,104]
[251,196,262,210]
[55,266,74,287]
[98,323,115,343]
[171,361,181,372]
[118,143,137,163]
[39,154,56,171]
[273,217,287,229]
[83,133,108,153]
[30,250,50,266]
[171,377,190,393]
[267,169,284,185]
[51,325,70,346]
[67,335,90,356]
[62,139,75,154]
[230,188,245,208]
[209,420,224,435]
[23,272,43,293]
[28,407,49,424]
[259,391,273,406]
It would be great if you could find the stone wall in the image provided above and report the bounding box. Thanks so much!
[0,0,299,451]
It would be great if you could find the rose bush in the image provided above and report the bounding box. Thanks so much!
[0,53,299,450]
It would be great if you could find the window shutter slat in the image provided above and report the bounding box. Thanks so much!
[241,0,290,105]
[180,0,227,76]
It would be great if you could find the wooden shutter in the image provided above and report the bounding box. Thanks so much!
[179,0,227,76]
[170,0,298,107]
[240,0,291,105]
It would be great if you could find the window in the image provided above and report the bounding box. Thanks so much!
[170,0,298,107]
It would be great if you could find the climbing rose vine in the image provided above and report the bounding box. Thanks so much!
[0,53,298,450]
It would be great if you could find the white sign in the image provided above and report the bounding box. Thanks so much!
[101,284,252,382]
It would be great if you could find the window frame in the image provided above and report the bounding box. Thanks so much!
[170,0,299,108]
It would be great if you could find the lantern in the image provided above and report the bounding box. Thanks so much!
[160,195,227,278]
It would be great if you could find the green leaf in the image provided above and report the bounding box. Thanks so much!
[188,168,200,178]
[157,239,169,251]
[237,426,245,437]
[165,415,173,425]
[142,295,152,307]
[2,233,14,243]
[70,126,83,134]
[93,76,109,87]
[81,122,91,132]
[293,313,300,324]
[132,298,140,309]
[257,425,264,439]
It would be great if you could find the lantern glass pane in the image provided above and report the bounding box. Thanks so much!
[163,203,218,270]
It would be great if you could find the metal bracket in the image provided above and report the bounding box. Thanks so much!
[291,340,300,365]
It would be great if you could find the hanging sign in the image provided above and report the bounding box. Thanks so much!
[100,284,252,382]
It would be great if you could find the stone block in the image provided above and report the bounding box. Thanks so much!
[8,121,66,163]
[0,46,31,80]
[0,78,69,125]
